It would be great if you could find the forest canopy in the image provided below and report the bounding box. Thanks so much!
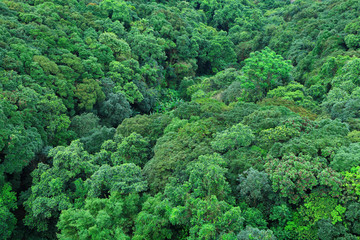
[1,0,360,239]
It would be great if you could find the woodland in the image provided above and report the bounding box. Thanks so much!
[0,0,360,239]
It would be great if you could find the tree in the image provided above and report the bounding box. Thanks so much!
[98,92,132,127]
[23,141,95,235]
[75,78,105,111]
[0,98,43,174]
[116,113,171,145]
[127,28,167,65]
[133,193,174,240]
[237,226,276,240]
[258,117,314,149]
[238,168,272,207]
[100,0,137,28]
[265,154,343,204]
[192,25,237,74]
[242,206,268,230]
[269,119,350,159]
[183,154,232,200]
[0,183,17,240]
[342,166,360,202]
[242,106,295,133]
[173,102,202,119]
[107,60,141,86]
[299,192,346,226]
[212,0,262,32]
[99,32,131,61]
[345,202,360,236]
[3,0,360,238]
[267,82,318,111]
[86,164,147,198]
[211,123,254,153]
[330,143,360,172]
[210,68,241,89]
[240,47,293,102]
[270,204,293,232]
[33,55,59,75]
[143,118,219,192]
[59,53,84,78]
[317,219,351,240]
[80,126,115,154]
[1,126,43,174]
[136,154,244,240]
[285,191,348,240]
[345,17,360,49]
[58,193,144,240]
[221,81,243,104]
[112,132,152,167]
[70,113,100,137]
[82,57,105,79]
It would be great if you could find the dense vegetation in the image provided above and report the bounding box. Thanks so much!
[1,0,360,239]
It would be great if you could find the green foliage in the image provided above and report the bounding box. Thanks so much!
[154,89,183,113]
[211,68,241,89]
[266,155,317,203]
[345,202,360,236]
[128,29,167,65]
[237,226,276,240]
[259,97,318,120]
[107,60,145,104]
[98,92,132,127]
[267,82,318,111]
[99,32,131,61]
[33,55,59,75]
[80,126,115,154]
[284,191,348,240]
[299,192,346,225]
[347,130,360,143]
[265,154,343,204]
[133,193,173,240]
[317,219,355,240]
[345,15,360,45]
[174,196,243,240]
[270,119,350,159]
[0,183,17,240]
[184,154,232,200]
[23,140,95,234]
[192,25,237,74]
[330,143,360,172]
[112,132,151,167]
[75,78,105,111]
[238,168,272,206]
[163,117,189,134]
[58,193,143,239]
[70,113,100,137]
[259,117,314,149]
[242,206,268,230]
[270,204,293,229]
[1,0,360,238]
[221,102,259,125]
[86,164,147,197]
[143,117,219,192]
[116,113,171,145]
[195,97,229,116]
[343,166,360,201]
[240,47,293,102]
[221,81,243,104]
[211,123,254,153]
[137,153,243,240]
[242,106,295,133]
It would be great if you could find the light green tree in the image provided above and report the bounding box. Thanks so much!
[240,47,293,102]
